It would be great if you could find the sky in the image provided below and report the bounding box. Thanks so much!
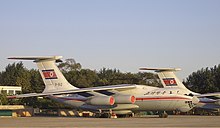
[0,0,220,80]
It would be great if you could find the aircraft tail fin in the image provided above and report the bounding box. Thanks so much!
[8,56,78,93]
[139,67,189,90]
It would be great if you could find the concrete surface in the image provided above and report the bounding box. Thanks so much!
[0,115,219,128]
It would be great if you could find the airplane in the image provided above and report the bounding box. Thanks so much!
[7,56,200,118]
[139,67,220,113]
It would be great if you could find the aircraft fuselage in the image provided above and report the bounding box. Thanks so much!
[49,85,196,114]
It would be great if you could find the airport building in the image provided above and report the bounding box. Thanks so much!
[0,86,21,95]
[0,85,33,117]
[0,105,33,117]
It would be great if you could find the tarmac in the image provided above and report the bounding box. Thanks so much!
[0,115,219,128]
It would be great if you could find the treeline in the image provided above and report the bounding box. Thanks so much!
[59,59,161,88]
[184,64,220,93]
[0,59,160,107]
[0,58,220,108]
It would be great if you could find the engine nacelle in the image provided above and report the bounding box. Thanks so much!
[114,95,136,104]
[86,96,115,106]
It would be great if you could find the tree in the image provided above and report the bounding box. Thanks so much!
[97,68,124,85]
[0,62,25,85]
[58,58,81,72]
[0,62,32,93]
[136,72,161,87]
[184,64,220,93]
[64,69,99,88]
[29,69,44,93]
[0,92,8,105]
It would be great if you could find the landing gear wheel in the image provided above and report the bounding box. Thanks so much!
[103,113,111,118]
[159,112,168,118]
[131,112,135,117]
[95,113,102,118]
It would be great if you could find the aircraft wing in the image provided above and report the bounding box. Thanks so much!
[8,84,137,98]
[196,92,220,99]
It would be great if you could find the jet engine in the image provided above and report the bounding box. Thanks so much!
[114,95,136,104]
[86,96,115,105]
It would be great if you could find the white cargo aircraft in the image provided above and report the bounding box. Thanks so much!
[8,56,201,118]
[140,68,220,112]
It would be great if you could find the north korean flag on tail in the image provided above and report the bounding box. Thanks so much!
[163,78,177,86]
[42,69,57,79]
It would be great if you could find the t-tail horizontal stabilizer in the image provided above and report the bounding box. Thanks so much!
[139,67,190,90]
[8,56,63,63]
[8,56,78,93]
[139,67,181,72]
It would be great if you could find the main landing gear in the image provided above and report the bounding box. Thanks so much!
[94,109,117,118]
[159,111,168,118]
